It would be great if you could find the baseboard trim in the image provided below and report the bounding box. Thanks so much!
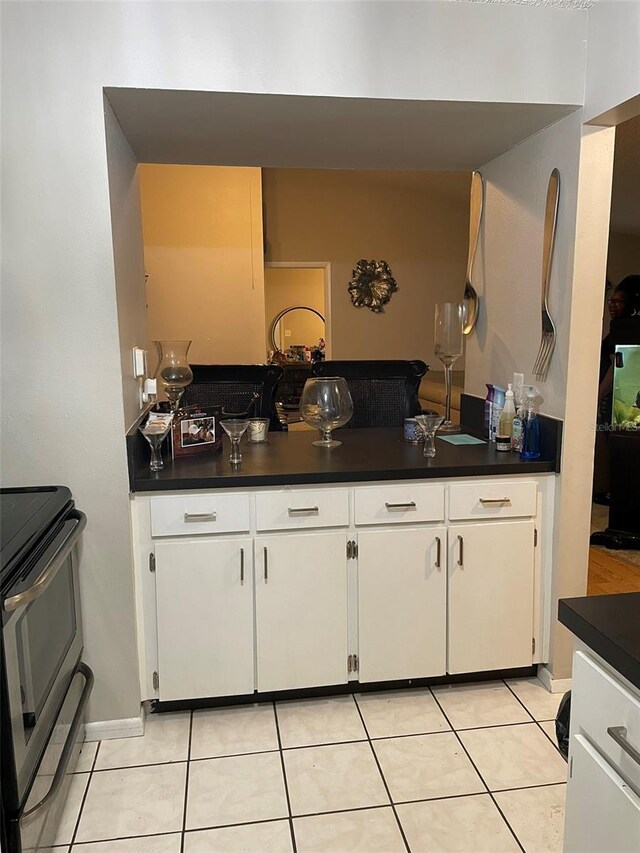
[85,714,145,742]
[537,665,572,694]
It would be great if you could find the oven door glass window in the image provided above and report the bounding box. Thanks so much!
[15,554,77,743]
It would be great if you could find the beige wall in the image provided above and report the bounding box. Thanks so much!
[139,165,266,365]
[265,267,325,353]
[263,170,470,372]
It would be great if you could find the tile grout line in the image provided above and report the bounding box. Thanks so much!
[428,687,527,853]
[68,739,101,849]
[502,679,566,756]
[179,710,194,853]
[272,701,298,853]
[352,693,412,853]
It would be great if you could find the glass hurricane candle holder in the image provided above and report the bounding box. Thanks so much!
[300,377,354,447]
[220,419,250,466]
[155,340,193,411]
[434,303,464,434]
[415,413,445,458]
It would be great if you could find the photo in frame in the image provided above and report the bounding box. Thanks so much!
[171,406,222,458]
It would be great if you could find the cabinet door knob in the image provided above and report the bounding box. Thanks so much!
[435,536,441,569]
[240,548,245,586]
[263,546,268,583]
[607,726,640,766]
[457,535,464,567]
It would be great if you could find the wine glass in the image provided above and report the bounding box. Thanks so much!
[220,419,249,465]
[434,303,464,434]
[138,417,173,472]
[155,340,194,411]
[300,377,354,447]
[415,413,445,458]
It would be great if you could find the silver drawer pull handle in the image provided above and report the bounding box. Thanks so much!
[184,511,217,521]
[457,535,464,567]
[435,536,441,569]
[607,726,640,766]
[385,501,417,510]
[240,548,245,586]
[479,498,511,506]
[288,506,319,515]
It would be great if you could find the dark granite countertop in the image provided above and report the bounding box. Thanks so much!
[130,427,557,492]
[559,593,640,690]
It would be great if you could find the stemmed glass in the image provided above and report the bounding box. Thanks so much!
[415,413,445,458]
[300,377,354,447]
[155,340,194,412]
[434,303,464,434]
[138,415,173,472]
[220,419,250,465]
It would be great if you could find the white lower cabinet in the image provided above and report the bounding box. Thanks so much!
[564,734,640,853]
[155,538,254,701]
[357,526,446,682]
[447,520,535,673]
[255,532,349,692]
[138,476,548,701]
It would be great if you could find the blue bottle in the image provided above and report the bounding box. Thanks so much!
[520,387,541,461]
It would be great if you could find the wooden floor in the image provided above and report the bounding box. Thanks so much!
[588,547,640,596]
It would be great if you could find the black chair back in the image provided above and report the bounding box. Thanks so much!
[182,364,286,430]
[311,360,428,428]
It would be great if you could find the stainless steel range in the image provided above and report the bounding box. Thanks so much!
[1,486,93,852]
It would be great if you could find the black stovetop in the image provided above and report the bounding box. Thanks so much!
[0,486,73,589]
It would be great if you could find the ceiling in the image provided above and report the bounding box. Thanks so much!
[106,88,577,172]
[611,114,640,236]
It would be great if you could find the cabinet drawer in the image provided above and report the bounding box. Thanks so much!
[256,489,349,531]
[150,493,250,537]
[354,483,444,526]
[448,480,537,520]
[571,651,640,790]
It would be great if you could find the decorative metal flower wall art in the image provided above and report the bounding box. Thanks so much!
[348,260,398,313]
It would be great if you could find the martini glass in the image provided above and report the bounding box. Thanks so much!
[138,418,173,472]
[221,419,250,465]
[415,413,445,458]
[434,303,464,433]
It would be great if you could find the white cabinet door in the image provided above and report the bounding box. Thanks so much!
[358,527,446,682]
[565,734,640,853]
[155,538,254,701]
[255,532,348,692]
[447,520,535,674]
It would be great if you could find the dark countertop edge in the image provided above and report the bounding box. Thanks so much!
[558,596,640,691]
[133,460,556,492]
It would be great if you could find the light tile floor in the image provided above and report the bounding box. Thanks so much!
[54,677,566,852]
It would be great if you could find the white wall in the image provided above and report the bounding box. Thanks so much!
[0,0,589,723]
[584,0,640,123]
[105,100,149,430]
[465,112,583,419]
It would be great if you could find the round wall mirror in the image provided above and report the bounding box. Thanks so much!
[269,306,325,356]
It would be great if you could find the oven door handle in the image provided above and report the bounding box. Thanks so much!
[22,662,94,820]
[4,510,87,613]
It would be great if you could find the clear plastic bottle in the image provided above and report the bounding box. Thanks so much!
[497,383,516,450]
[520,386,541,461]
